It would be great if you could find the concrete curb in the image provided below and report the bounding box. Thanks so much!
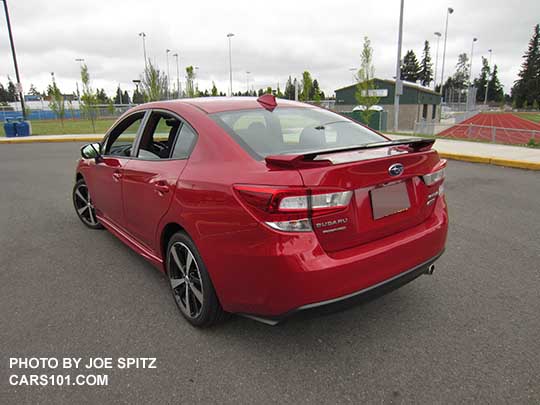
[439,152,540,171]
[2,136,539,171]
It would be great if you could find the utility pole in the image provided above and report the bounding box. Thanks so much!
[349,67,357,84]
[484,49,492,105]
[227,33,234,96]
[246,71,251,94]
[1,0,26,120]
[166,49,171,99]
[393,0,404,132]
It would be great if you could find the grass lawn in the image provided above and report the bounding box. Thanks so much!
[513,112,540,124]
[1,118,117,136]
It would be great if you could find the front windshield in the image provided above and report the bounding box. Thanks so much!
[211,107,386,159]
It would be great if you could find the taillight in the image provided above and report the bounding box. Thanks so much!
[422,159,447,186]
[234,185,352,232]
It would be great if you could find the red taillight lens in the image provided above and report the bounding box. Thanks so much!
[234,185,352,232]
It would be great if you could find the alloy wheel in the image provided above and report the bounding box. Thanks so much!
[74,182,99,226]
[168,242,205,319]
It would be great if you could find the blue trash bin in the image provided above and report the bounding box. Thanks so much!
[3,119,17,138]
[15,120,31,137]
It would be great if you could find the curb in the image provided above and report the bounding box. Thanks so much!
[2,136,539,171]
[0,136,103,144]
[439,152,540,171]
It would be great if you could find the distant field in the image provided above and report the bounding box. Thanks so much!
[514,112,540,124]
[1,118,117,136]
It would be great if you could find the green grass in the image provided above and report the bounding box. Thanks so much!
[9,119,117,136]
[513,112,540,124]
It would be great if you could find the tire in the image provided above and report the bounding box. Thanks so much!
[72,178,104,229]
[166,231,228,327]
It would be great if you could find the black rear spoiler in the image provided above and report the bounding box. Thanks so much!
[265,138,435,168]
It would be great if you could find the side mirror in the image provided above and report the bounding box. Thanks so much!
[81,143,102,161]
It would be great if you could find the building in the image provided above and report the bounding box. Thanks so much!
[334,78,442,131]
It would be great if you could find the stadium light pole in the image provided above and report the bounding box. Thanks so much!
[483,49,492,105]
[393,0,404,132]
[227,33,234,96]
[173,53,180,98]
[138,32,147,69]
[469,37,478,85]
[440,7,454,97]
[166,49,171,99]
[246,71,251,94]
[1,0,26,120]
[433,32,442,89]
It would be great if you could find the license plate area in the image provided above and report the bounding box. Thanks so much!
[370,181,411,220]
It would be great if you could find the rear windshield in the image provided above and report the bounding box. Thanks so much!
[210,107,386,159]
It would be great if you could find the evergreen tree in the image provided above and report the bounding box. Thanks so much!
[28,84,40,96]
[474,57,490,102]
[401,50,421,82]
[487,64,504,102]
[300,71,313,101]
[211,81,218,96]
[312,79,321,102]
[7,78,17,102]
[418,41,433,86]
[132,88,144,104]
[284,76,295,100]
[0,83,8,103]
[96,88,109,104]
[122,90,131,104]
[114,86,123,104]
[276,83,283,98]
[512,24,540,108]
[452,53,470,90]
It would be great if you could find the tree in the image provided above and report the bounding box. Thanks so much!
[0,83,8,103]
[284,76,295,100]
[300,71,313,101]
[28,84,40,96]
[132,88,144,104]
[142,60,167,101]
[47,79,66,132]
[487,64,504,102]
[312,79,321,102]
[452,53,470,90]
[401,50,421,82]
[276,83,283,98]
[122,90,131,104]
[512,24,540,108]
[7,78,17,102]
[114,86,123,104]
[211,81,218,96]
[418,41,433,86]
[185,66,196,98]
[474,57,490,102]
[355,36,380,124]
[80,64,98,133]
[96,88,109,104]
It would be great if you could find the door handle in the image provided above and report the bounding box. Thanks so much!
[112,171,122,182]
[154,182,170,194]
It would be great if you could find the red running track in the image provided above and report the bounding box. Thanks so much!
[438,113,540,145]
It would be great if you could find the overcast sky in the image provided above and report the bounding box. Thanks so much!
[1,0,539,98]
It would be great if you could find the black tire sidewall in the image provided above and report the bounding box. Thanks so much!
[73,178,103,229]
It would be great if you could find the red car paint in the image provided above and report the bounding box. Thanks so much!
[76,97,448,318]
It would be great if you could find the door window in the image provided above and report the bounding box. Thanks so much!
[137,112,182,160]
[171,124,197,159]
[104,112,145,156]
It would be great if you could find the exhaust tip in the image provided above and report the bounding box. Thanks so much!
[426,264,435,275]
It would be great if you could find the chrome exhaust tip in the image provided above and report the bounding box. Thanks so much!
[426,264,435,275]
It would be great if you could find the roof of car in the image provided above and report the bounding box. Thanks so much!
[163,96,309,114]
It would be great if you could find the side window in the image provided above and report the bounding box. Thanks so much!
[105,113,144,156]
[137,112,181,160]
[171,124,197,159]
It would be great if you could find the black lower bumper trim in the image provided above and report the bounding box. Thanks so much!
[240,250,445,325]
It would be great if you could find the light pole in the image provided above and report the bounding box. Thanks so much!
[484,49,492,105]
[195,66,199,94]
[469,37,478,85]
[349,67,357,84]
[440,7,454,96]
[166,49,171,99]
[75,58,85,100]
[1,0,26,120]
[138,32,147,69]
[173,53,180,98]
[433,32,442,89]
[227,33,234,96]
[393,0,404,132]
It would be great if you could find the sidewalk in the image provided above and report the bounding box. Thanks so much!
[1,133,539,170]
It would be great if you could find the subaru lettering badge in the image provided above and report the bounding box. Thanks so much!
[388,163,404,177]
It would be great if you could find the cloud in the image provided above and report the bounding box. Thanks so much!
[1,0,538,97]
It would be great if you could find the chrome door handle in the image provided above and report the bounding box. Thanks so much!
[154,183,169,193]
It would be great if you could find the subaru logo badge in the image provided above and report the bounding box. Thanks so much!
[388,163,404,177]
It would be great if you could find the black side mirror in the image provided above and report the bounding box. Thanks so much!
[81,143,102,161]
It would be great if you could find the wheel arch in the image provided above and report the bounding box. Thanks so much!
[160,222,187,268]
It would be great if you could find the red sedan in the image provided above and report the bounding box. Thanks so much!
[73,95,448,327]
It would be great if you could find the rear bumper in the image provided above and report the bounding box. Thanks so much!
[201,196,448,318]
[241,249,444,325]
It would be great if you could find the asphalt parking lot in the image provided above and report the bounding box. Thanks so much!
[1,142,539,404]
